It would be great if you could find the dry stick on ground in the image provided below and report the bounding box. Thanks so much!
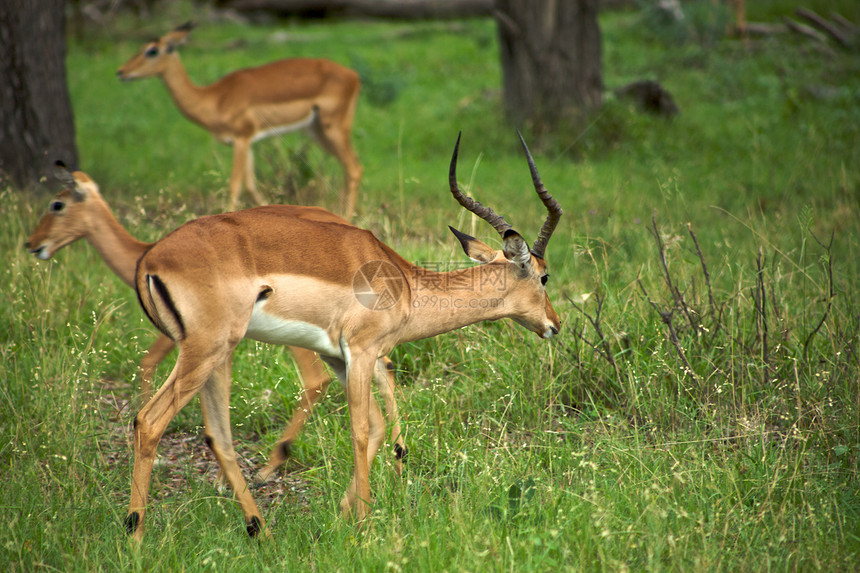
[803,230,836,363]
[637,276,698,388]
[766,254,788,346]
[650,214,700,333]
[784,17,829,44]
[686,222,720,329]
[830,13,859,36]
[796,8,855,48]
[828,316,860,392]
[753,248,770,386]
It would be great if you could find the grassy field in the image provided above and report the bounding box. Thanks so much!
[2,1,860,570]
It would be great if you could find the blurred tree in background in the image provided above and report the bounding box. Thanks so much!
[0,0,78,189]
[495,0,603,131]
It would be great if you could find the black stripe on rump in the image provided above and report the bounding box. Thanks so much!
[149,274,186,340]
[135,275,164,337]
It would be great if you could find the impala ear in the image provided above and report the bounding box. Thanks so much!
[52,160,75,188]
[53,161,90,202]
[502,230,531,270]
[449,226,497,264]
[163,21,192,51]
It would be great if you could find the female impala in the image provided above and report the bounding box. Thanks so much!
[117,22,363,216]
[24,163,404,483]
[125,133,563,541]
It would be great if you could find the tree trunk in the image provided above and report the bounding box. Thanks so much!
[0,0,77,190]
[495,0,603,130]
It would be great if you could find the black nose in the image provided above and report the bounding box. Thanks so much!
[550,325,559,336]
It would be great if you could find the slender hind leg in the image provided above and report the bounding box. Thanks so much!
[308,110,362,219]
[199,359,268,537]
[228,138,266,211]
[243,145,267,206]
[126,350,227,542]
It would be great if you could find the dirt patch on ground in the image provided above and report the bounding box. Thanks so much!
[94,378,319,514]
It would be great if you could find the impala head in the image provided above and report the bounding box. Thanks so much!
[25,162,100,260]
[448,133,563,339]
[117,21,193,81]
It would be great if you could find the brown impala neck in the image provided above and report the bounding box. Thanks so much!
[159,57,211,128]
[84,196,151,288]
[399,261,520,342]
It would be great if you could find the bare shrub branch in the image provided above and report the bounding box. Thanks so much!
[650,214,699,332]
[753,248,770,385]
[686,222,720,329]
[803,230,836,363]
[566,291,622,385]
[638,276,698,387]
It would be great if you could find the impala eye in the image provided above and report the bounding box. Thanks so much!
[541,274,549,286]
[49,200,65,213]
[144,45,159,57]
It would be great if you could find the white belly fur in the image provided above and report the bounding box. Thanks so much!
[245,305,342,359]
[251,109,317,143]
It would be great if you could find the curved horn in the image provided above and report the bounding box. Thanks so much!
[517,131,562,258]
[449,133,513,236]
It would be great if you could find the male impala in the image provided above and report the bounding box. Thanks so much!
[117,22,363,216]
[125,133,562,541]
[25,162,404,483]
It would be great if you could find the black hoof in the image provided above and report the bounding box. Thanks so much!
[394,443,408,462]
[124,512,140,536]
[279,440,292,461]
[246,516,263,537]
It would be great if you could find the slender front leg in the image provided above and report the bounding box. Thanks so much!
[343,353,375,520]
[137,334,175,400]
[341,392,386,514]
[255,347,332,484]
[309,117,362,219]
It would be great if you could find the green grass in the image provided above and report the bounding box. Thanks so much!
[3,1,860,570]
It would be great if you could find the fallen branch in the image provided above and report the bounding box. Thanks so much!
[797,8,853,48]
[830,13,858,36]
[218,0,495,20]
[784,16,829,44]
[744,22,788,37]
